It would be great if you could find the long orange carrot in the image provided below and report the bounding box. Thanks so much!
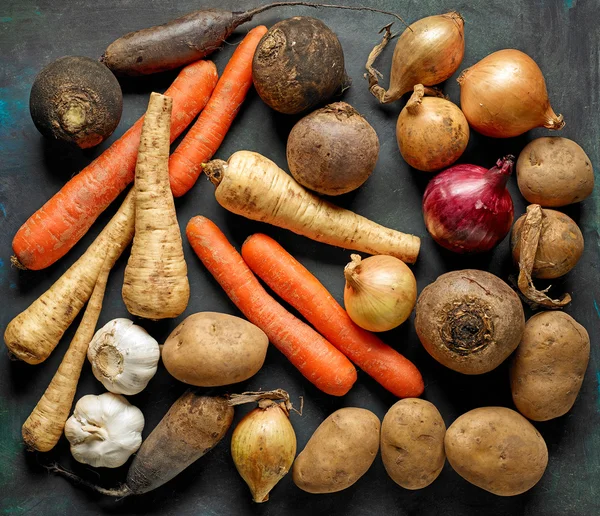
[186,216,357,396]
[168,26,267,197]
[242,234,424,398]
[13,60,218,270]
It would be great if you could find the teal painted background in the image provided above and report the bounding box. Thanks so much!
[0,0,598,514]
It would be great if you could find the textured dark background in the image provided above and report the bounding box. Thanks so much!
[0,1,598,515]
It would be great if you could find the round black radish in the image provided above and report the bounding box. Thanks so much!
[252,16,350,115]
[29,56,122,149]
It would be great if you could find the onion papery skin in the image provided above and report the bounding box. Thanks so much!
[396,85,469,172]
[389,12,466,100]
[423,158,515,253]
[458,49,564,138]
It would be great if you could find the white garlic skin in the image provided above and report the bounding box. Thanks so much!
[64,392,144,468]
[87,318,160,395]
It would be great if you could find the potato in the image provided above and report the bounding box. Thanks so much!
[511,312,590,421]
[517,137,594,207]
[445,407,548,496]
[381,399,446,490]
[511,208,584,279]
[162,312,268,387]
[292,407,380,493]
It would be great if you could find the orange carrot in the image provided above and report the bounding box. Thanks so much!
[169,26,267,197]
[241,234,424,398]
[13,60,218,270]
[186,216,357,396]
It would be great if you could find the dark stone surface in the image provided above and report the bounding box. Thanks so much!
[0,1,598,514]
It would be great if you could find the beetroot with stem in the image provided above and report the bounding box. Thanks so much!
[101,2,408,76]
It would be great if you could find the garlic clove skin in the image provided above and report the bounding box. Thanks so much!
[64,392,144,468]
[87,318,160,395]
[231,401,297,503]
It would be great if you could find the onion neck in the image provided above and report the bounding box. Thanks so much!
[344,254,363,290]
[406,85,425,115]
[543,108,565,130]
[487,155,515,189]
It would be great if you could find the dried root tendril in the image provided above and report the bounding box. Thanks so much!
[440,297,494,356]
[228,389,302,416]
[364,24,397,103]
[516,204,571,309]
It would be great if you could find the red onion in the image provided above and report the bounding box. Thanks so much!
[422,156,515,253]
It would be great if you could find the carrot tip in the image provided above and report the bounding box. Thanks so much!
[10,255,27,270]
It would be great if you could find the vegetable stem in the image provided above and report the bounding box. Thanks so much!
[238,2,409,28]
[47,464,131,498]
[203,160,228,187]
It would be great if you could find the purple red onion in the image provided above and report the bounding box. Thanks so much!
[422,156,515,253]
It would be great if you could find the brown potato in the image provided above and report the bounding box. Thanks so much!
[445,407,548,496]
[292,407,380,493]
[162,312,268,387]
[511,208,584,279]
[381,399,446,489]
[287,102,379,195]
[511,312,590,421]
[517,137,594,207]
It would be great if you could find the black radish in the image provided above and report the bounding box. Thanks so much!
[30,56,122,148]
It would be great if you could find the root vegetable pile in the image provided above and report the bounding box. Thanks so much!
[241,233,424,397]
[22,256,112,452]
[186,216,357,396]
[5,0,596,507]
[13,60,217,270]
[4,190,135,364]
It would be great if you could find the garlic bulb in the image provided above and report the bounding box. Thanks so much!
[64,392,144,468]
[87,318,160,395]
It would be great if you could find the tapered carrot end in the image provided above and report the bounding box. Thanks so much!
[10,255,27,270]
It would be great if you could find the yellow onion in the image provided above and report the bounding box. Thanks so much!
[344,254,417,332]
[366,12,465,104]
[230,391,297,503]
[396,84,469,172]
[458,49,564,138]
